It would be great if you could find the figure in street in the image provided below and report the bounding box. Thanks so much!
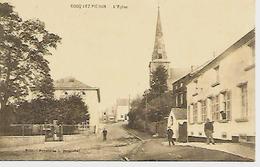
[167,127,175,146]
[204,118,215,145]
[102,128,108,141]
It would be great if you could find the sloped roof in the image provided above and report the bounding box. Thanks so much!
[54,77,94,90]
[188,29,255,82]
[171,108,187,120]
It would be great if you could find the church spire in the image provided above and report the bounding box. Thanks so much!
[152,6,167,60]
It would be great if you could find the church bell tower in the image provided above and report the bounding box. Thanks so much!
[149,6,170,86]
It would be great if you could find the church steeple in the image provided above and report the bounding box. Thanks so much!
[149,6,170,88]
[152,6,167,60]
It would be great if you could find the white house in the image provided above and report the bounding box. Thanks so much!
[186,29,255,143]
[53,77,101,133]
[167,108,187,142]
[115,98,129,122]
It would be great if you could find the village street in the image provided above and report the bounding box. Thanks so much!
[0,122,253,161]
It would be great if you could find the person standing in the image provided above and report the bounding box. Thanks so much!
[167,127,175,146]
[102,128,108,141]
[204,118,215,145]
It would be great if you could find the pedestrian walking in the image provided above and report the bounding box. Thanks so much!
[204,118,215,145]
[102,128,108,141]
[167,127,175,146]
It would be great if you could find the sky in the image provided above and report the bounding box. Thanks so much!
[5,0,255,110]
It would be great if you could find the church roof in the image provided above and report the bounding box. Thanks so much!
[152,7,167,60]
[54,77,96,90]
[169,68,190,81]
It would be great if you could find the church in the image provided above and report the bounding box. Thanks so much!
[149,7,189,90]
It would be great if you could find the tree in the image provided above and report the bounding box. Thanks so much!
[15,98,56,124]
[128,96,144,128]
[150,65,168,96]
[15,94,89,124]
[146,92,174,122]
[56,95,89,124]
[0,3,61,128]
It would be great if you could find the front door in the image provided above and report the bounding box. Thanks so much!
[178,122,187,142]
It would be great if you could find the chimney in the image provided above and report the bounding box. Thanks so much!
[191,65,194,72]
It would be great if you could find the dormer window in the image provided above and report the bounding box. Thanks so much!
[192,80,198,97]
[245,40,255,71]
[170,116,174,126]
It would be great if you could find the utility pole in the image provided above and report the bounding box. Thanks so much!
[144,90,149,131]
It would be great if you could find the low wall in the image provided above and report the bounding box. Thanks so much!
[0,136,45,148]
[0,130,92,149]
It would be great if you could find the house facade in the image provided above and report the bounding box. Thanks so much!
[187,29,255,143]
[172,73,191,108]
[115,98,130,122]
[101,107,116,123]
[53,77,101,133]
[167,108,187,142]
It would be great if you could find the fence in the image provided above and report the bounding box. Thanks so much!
[0,124,89,136]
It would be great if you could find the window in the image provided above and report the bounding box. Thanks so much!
[201,100,207,122]
[175,95,178,107]
[82,91,86,95]
[248,40,255,62]
[221,91,232,120]
[245,40,255,71]
[180,82,183,87]
[180,93,183,105]
[211,95,220,121]
[158,48,163,59]
[188,105,191,124]
[121,115,124,118]
[214,66,220,82]
[192,80,199,96]
[193,103,198,123]
[194,80,198,89]
[64,91,68,95]
[241,84,248,118]
[170,116,174,125]
[189,105,194,124]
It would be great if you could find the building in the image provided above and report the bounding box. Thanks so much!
[167,108,187,142]
[115,98,130,122]
[53,77,101,133]
[186,29,255,143]
[167,72,192,142]
[149,7,189,90]
[101,107,116,123]
[172,73,192,108]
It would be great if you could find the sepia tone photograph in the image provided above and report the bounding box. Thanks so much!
[0,0,256,163]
